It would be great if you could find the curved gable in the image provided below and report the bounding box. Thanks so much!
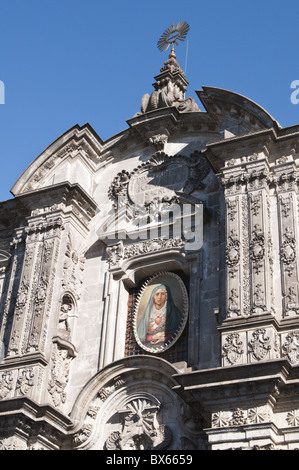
[197,86,280,137]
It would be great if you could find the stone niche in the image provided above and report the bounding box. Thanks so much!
[69,356,204,450]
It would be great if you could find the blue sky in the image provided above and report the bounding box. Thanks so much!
[1,0,299,202]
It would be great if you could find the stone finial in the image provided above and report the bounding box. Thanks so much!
[140,56,200,114]
[140,22,199,114]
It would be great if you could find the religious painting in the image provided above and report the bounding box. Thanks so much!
[133,272,188,353]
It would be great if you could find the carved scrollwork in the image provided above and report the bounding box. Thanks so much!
[250,225,265,275]
[280,228,296,276]
[226,230,241,278]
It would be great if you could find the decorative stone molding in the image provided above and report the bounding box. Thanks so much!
[212,406,270,428]
[107,237,184,267]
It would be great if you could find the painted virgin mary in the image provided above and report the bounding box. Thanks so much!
[137,284,182,348]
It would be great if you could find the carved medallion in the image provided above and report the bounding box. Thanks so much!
[109,151,210,207]
[133,272,188,353]
[128,161,189,206]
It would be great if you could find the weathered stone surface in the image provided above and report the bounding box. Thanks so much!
[1,54,299,450]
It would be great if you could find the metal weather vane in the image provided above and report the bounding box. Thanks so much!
[157,21,190,59]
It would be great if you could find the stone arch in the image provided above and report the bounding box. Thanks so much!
[69,356,202,450]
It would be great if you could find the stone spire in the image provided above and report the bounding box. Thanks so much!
[140,22,200,114]
[140,56,200,114]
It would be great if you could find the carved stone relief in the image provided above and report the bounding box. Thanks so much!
[222,333,244,365]
[107,237,184,266]
[48,342,74,407]
[226,230,241,279]
[15,368,35,397]
[280,228,297,277]
[282,331,299,365]
[212,406,270,428]
[0,371,13,399]
[248,329,271,361]
[62,234,85,300]
[105,396,172,450]
[250,225,265,275]
[58,293,75,341]
[109,151,210,207]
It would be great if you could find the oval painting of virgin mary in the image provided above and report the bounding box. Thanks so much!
[133,272,188,353]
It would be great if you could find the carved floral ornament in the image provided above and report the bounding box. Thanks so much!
[133,272,188,354]
[212,406,270,428]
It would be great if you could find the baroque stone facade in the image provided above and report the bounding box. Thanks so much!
[1,49,299,450]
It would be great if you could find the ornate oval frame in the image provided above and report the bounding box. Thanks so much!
[133,271,189,353]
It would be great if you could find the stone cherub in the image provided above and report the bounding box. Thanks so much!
[58,297,73,337]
